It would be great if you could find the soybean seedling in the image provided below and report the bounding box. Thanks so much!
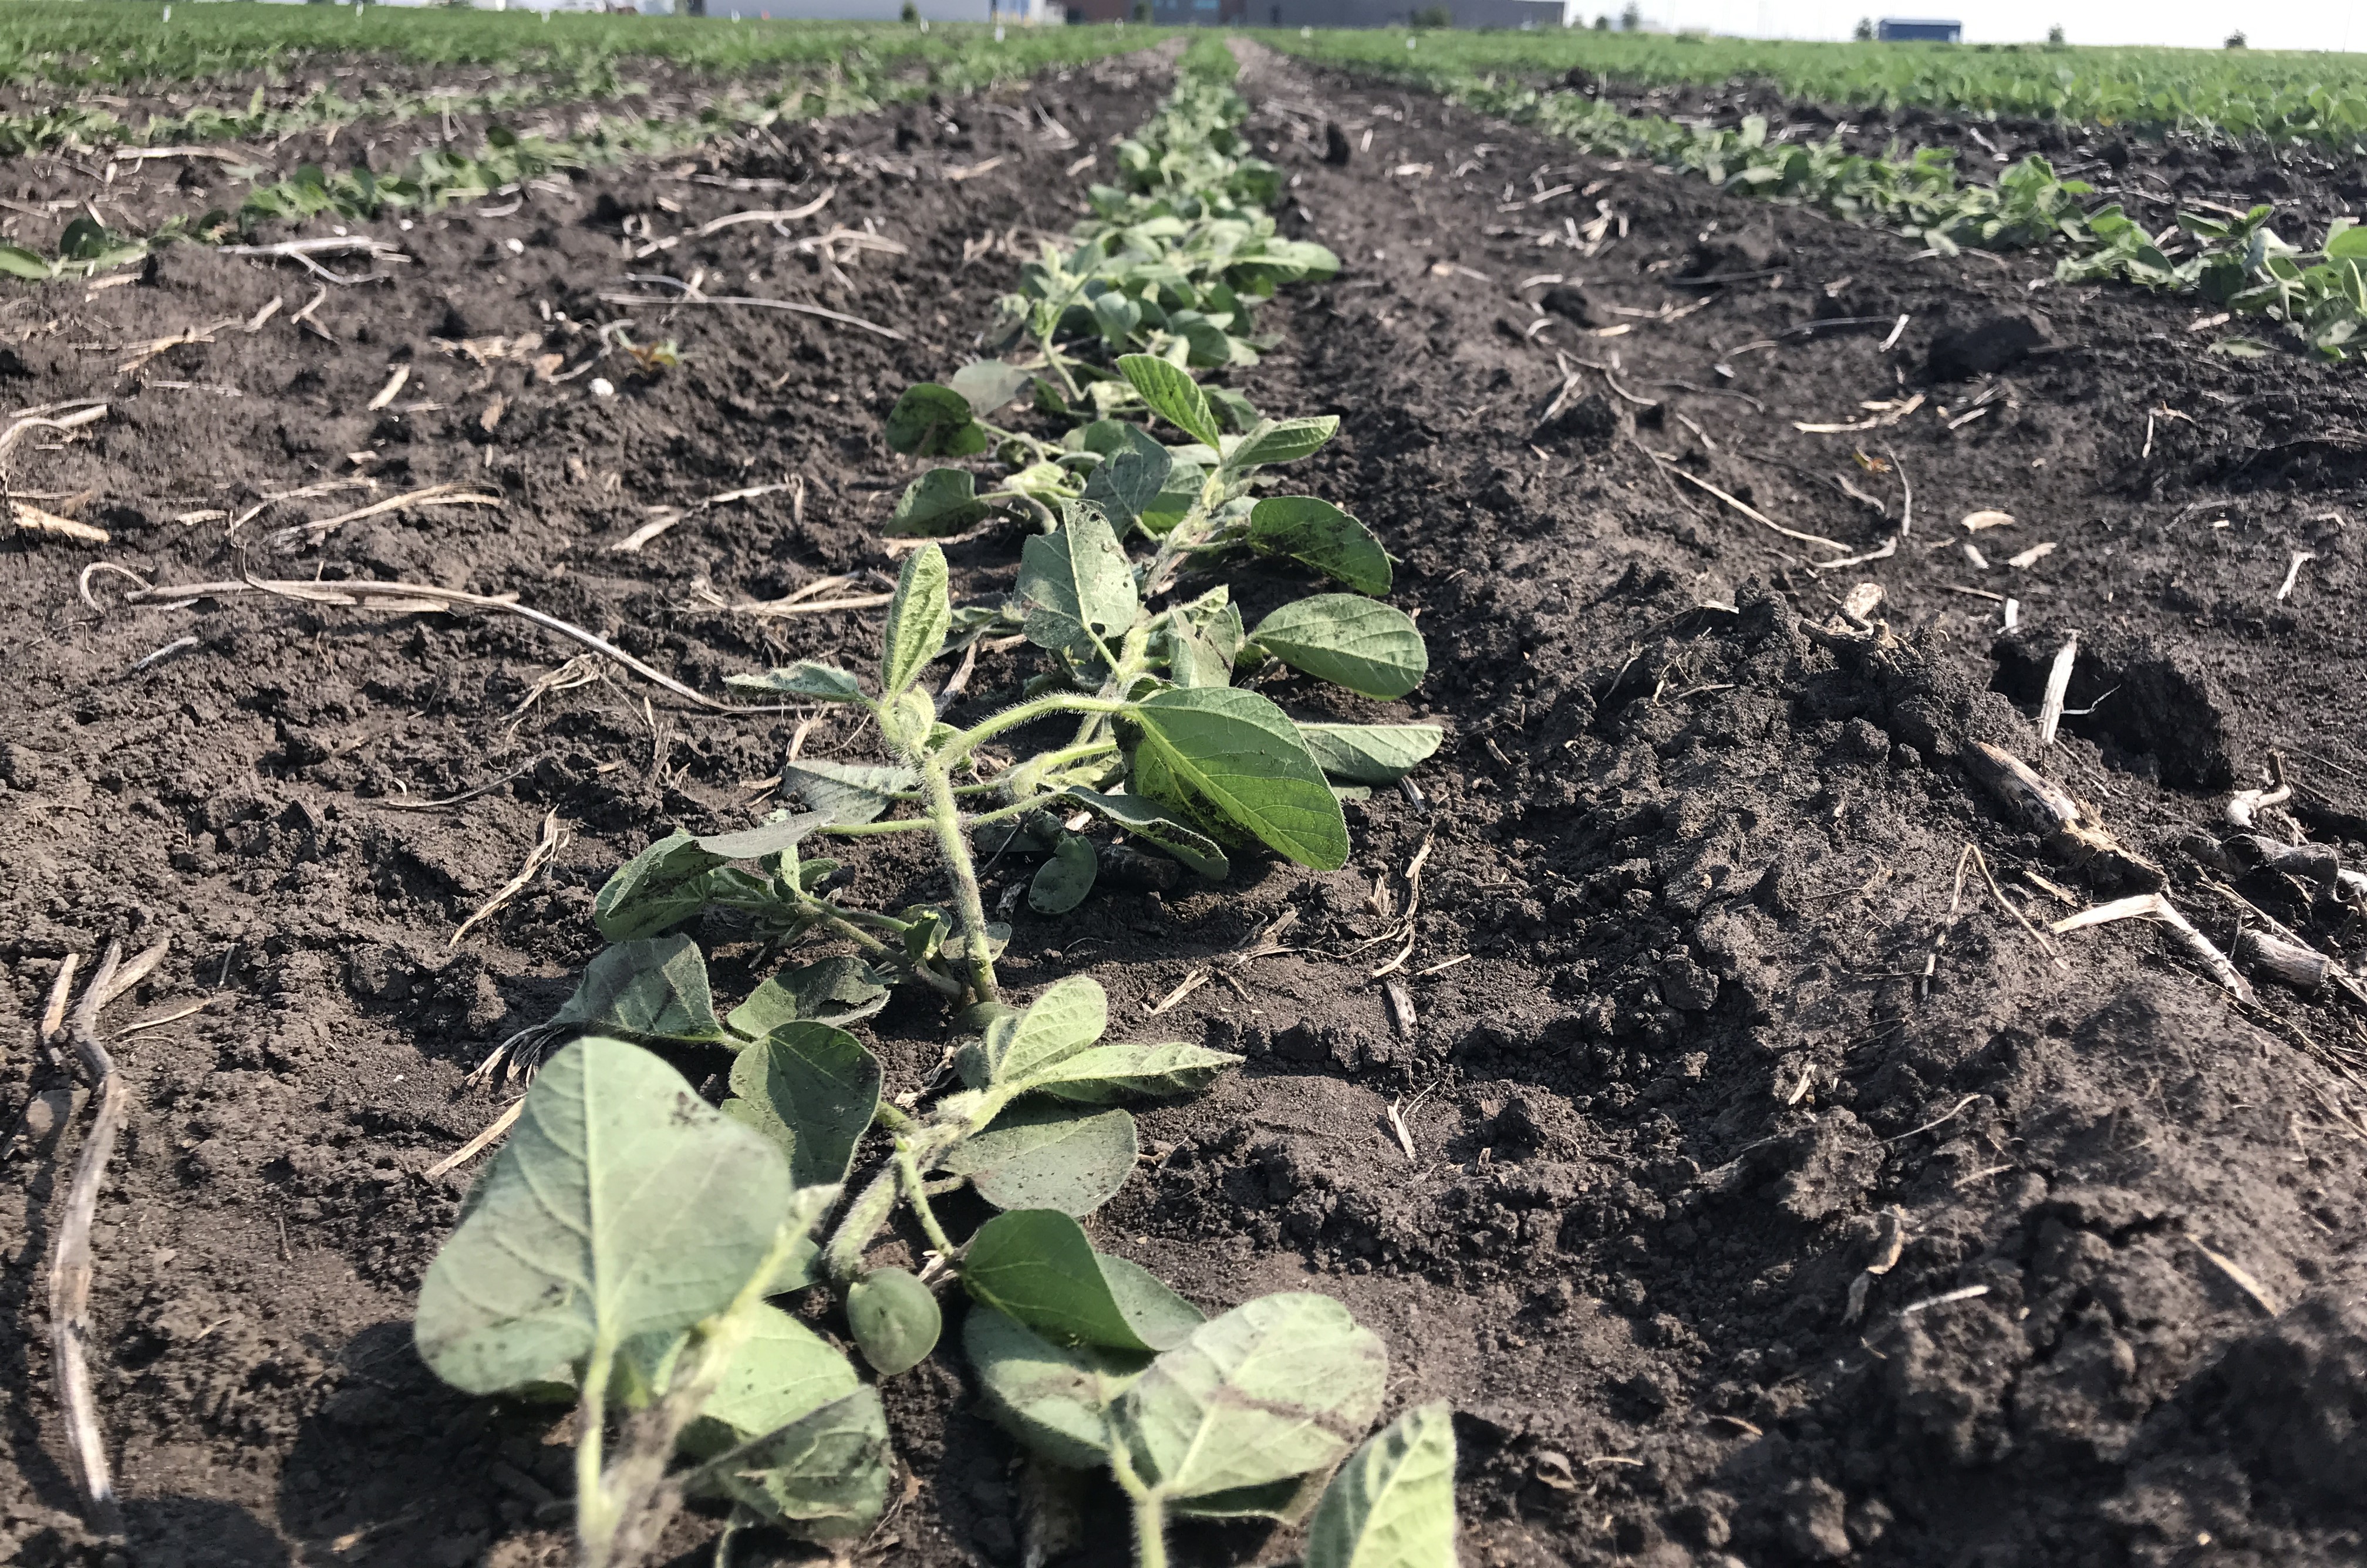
[524,356,1439,1063]
[417,1003,1463,1566]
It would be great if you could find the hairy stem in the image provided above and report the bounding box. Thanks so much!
[574,1337,621,1568]
[940,693,1127,768]
[1137,474,1226,601]
[893,1137,959,1261]
[1036,329,1084,400]
[1108,1444,1168,1568]
[1131,1494,1169,1568]
[815,791,1064,837]
[824,1161,902,1286]
[922,760,1001,1006]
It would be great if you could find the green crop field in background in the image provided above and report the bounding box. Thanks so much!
[1264,28,2367,145]
[0,1,1161,87]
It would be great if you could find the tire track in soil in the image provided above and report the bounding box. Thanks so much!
[1055,42,2367,1568]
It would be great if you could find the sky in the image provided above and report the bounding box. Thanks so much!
[1601,0,2361,52]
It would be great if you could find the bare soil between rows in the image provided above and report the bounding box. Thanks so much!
[6,39,2367,1568]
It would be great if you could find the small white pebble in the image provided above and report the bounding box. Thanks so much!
[506,237,524,254]
[398,218,413,231]
[590,377,615,399]
[331,224,348,237]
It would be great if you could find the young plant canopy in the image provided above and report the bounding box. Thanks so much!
[414,50,1460,1568]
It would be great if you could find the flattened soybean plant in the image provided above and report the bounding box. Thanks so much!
[413,44,1456,1568]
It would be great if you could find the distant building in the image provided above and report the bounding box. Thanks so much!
[1146,0,1557,22]
[1876,18,1961,40]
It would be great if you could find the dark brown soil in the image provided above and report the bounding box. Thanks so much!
[8,37,2367,1568]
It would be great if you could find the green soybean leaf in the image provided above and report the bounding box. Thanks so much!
[962,1209,1203,1353]
[549,935,727,1045]
[415,1037,789,1394]
[1137,458,1205,538]
[720,1022,882,1189]
[1296,723,1445,784]
[1096,1254,1208,1349]
[1030,832,1100,915]
[889,468,992,537]
[694,808,834,862]
[881,543,950,700]
[1060,786,1229,879]
[2326,224,2367,261]
[1079,424,1174,528]
[594,829,728,941]
[946,920,1011,966]
[1166,618,1238,690]
[947,358,1035,416]
[1304,1402,1460,1568]
[724,662,867,702]
[1229,416,1340,470]
[987,974,1108,1084]
[683,1303,864,1455]
[1018,503,1138,666]
[847,1267,942,1377]
[0,245,51,280]
[1114,1293,1388,1503]
[727,957,892,1037]
[1247,497,1392,596]
[1248,596,1428,701]
[1091,291,1144,342]
[690,1387,893,1540]
[1129,686,1349,871]
[939,1102,1138,1216]
[885,383,987,458]
[1017,1041,1243,1103]
[1117,352,1221,449]
[759,1182,839,1297]
[1205,383,1260,430]
[965,1306,1151,1469]
[781,758,916,825]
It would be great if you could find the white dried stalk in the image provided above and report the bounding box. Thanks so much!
[2037,633,2079,747]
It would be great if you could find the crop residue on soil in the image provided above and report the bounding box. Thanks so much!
[8,37,2367,1568]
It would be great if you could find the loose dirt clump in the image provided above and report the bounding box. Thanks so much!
[6,37,2367,1568]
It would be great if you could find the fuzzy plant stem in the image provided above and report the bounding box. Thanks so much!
[1036,331,1084,400]
[574,1337,622,1568]
[1108,1445,1168,1568]
[922,759,1002,1005]
[824,1161,904,1286]
[787,894,964,999]
[893,1136,959,1260]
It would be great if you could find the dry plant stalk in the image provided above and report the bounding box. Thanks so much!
[47,937,171,1536]
[11,499,108,544]
[1664,467,1851,553]
[111,572,792,715]
[275,481,500,547]
[1965,742,2164,891]
[2049,894,2254,1004]
[452,810,568,946]
[2036,633,2079,747]
[0,402,107,464]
